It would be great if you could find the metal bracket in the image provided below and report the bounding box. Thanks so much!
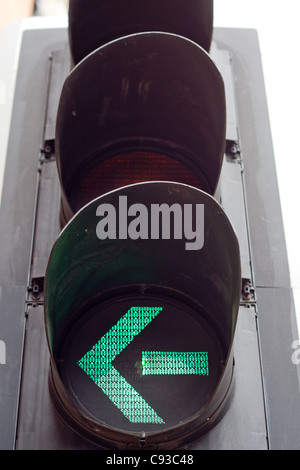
[241,278,256,303]
[226,139,241,160]
[27,277,44,303]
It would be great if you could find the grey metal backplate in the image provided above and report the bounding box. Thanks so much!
[0,26,299,450]
[214,28,300,450]
[0,28,68,450]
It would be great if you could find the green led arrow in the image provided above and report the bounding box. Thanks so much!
[141,351,209,375]
[77,305,209,424]
[77,306,165,424]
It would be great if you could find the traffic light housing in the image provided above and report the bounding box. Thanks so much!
[41,0,242,448]
[6,0,236,449]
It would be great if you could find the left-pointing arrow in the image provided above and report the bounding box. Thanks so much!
[77,306,165,424]
[141,351,209,376]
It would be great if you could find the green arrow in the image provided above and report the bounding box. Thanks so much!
[141,351,209,375]
[77,306,165,424]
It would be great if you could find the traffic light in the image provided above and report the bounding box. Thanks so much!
[3,0,299,453]
[42,0,241,449]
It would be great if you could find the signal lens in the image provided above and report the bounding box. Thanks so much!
[73,151,203,211]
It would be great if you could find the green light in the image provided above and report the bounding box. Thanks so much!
[77,305,209,425]
[77,306,165,424]
[98,366,164,423]
[142,351,209,375]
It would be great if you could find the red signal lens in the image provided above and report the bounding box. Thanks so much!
[74,151,204,211]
